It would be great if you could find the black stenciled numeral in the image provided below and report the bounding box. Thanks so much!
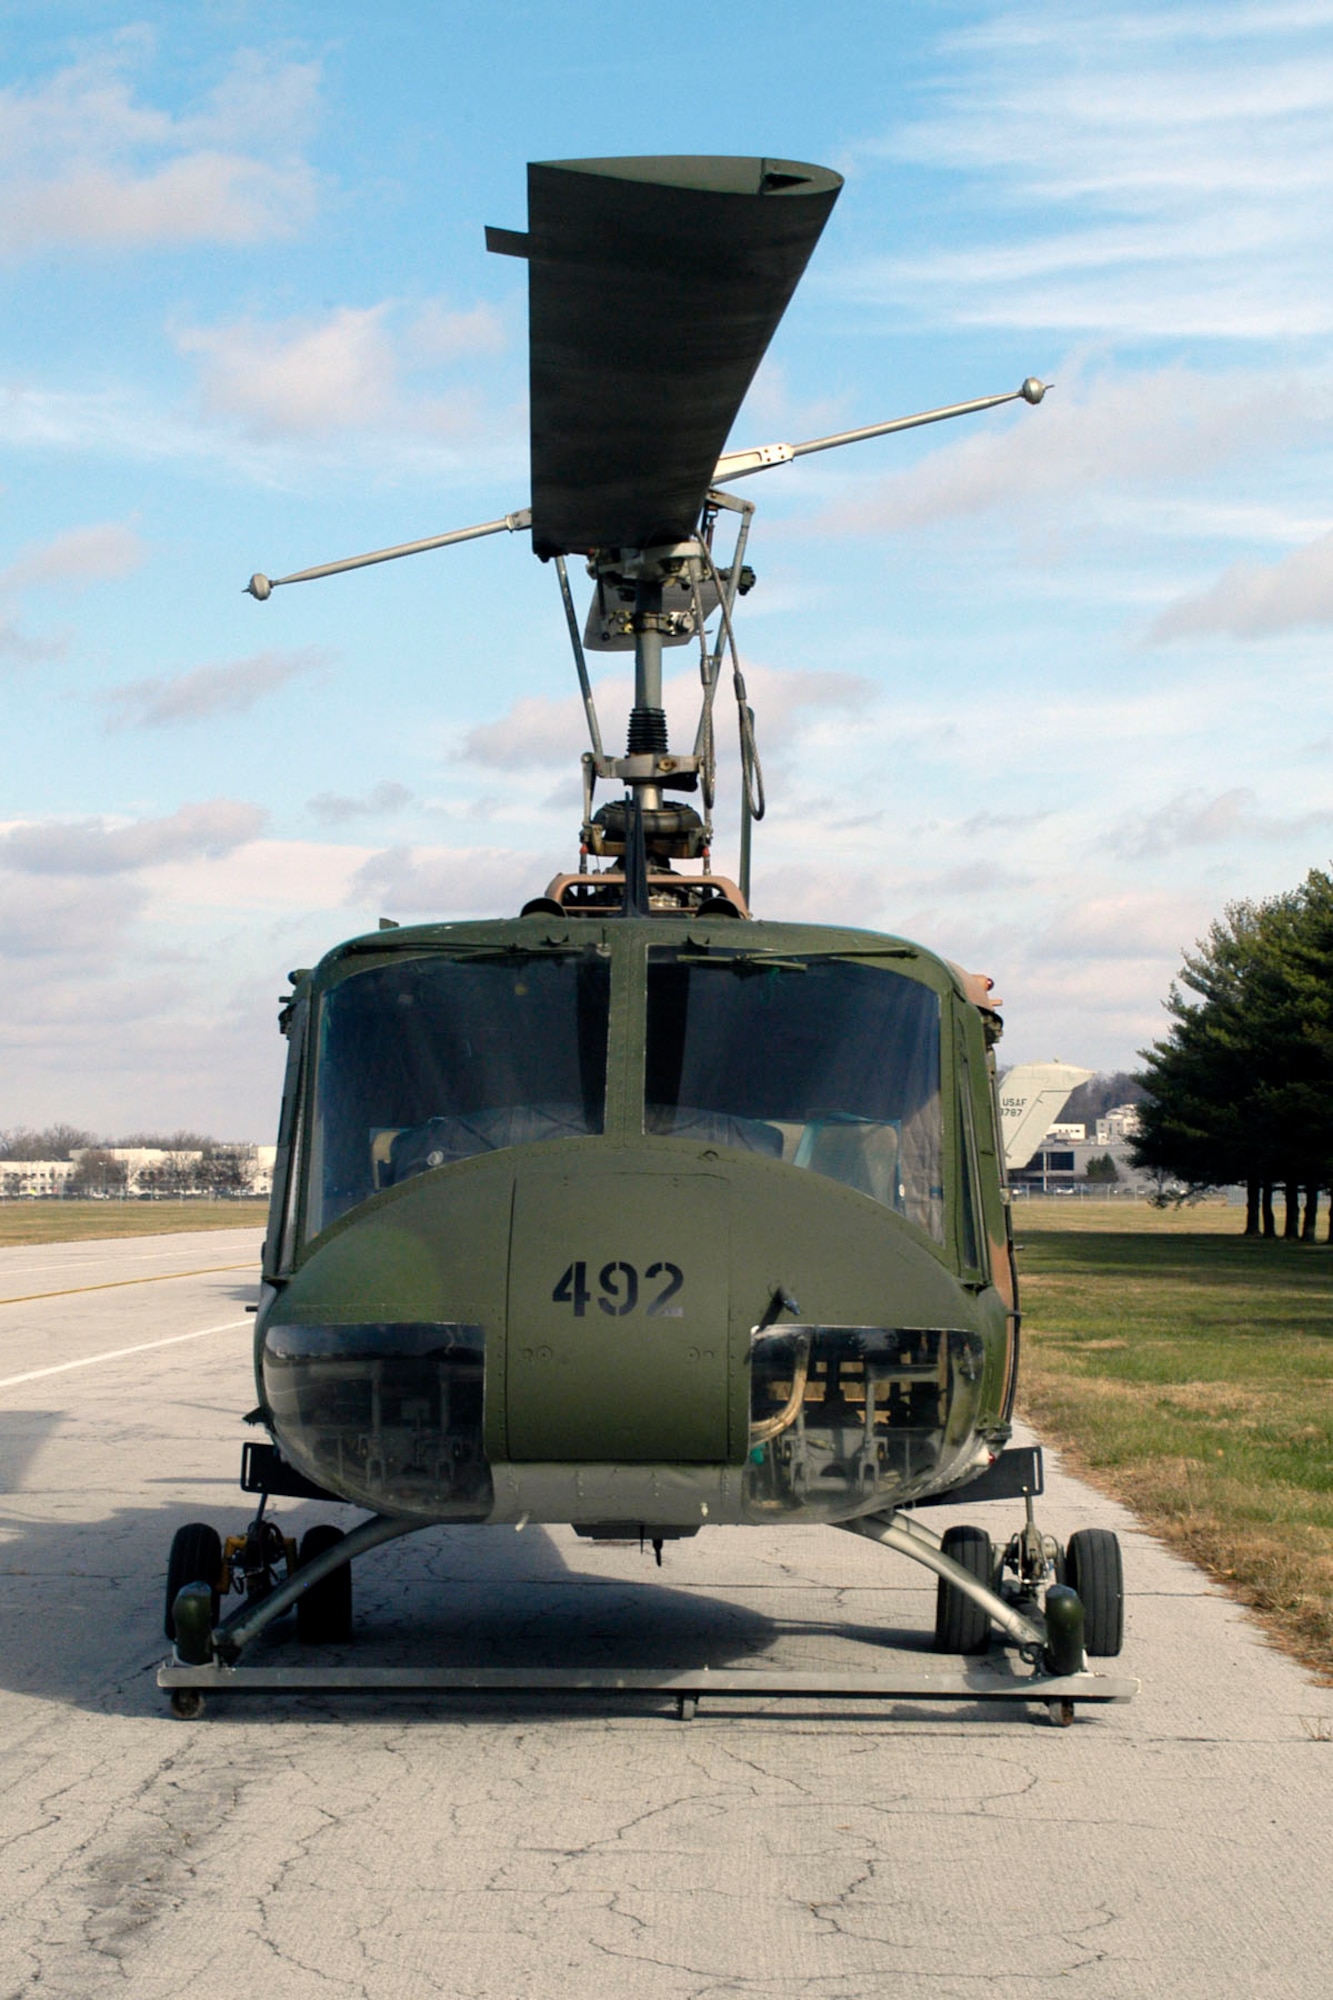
[552,1260,684,1318]
[645,1261,685,1317]
[598,1260,638,1317]
[552,1261,590,1316]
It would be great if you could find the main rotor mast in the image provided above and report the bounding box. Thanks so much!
[244,155,1048,915]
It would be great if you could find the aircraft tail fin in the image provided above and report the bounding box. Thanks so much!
[998,1062,1094,1173]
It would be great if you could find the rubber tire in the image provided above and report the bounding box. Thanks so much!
[164,1523,223,1641]
[296,1524,353,1644]
[934,1524,994,1655]
[1065,1528,1124,1656]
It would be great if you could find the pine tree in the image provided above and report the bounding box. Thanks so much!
[1132,872,1333,1230]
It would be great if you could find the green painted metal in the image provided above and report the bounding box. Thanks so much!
[1042,1584,1087,1677]
[256,916,1015,1530]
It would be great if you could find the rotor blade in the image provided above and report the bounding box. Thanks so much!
[510,157,842,558]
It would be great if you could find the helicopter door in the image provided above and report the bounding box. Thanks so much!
[505,1169,732,1462]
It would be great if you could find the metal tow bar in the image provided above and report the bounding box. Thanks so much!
[158,1658,1138,1720]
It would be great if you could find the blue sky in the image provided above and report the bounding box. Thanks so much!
[4,1,1333,1136]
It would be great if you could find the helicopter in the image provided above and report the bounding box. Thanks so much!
[160,156,1134,1722]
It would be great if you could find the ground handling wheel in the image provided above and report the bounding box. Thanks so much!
[933,1524,994,1655]
[164,1523,223,1642]
[296,1524,353,1645]
[1065,1528,1124,1656]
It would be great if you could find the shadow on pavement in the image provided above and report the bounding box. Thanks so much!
[0,1450,943,1724]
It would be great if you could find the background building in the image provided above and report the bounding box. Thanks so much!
[0,1147,275,1199]
[1008,1103,1153,1194]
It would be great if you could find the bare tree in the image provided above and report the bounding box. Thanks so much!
[66,1150,130,1197]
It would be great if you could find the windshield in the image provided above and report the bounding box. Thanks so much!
[645,950,944,1239]
[307,949,611,1237]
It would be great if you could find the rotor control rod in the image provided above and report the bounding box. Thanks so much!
[712,378,1049,483]
[246,508,533,599]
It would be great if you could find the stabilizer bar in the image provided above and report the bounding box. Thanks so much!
[713,379,1048,481]
[246,509,532,599]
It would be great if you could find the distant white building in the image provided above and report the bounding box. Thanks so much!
[0,1145,278,1200]
[1096,1104,1142,1144]
[95,1147,202,1186]
[0,1160,75,1197]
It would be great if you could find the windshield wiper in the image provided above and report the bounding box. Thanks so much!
[340,936,607,964]
[675,945,918,973]
[677,950,809,974]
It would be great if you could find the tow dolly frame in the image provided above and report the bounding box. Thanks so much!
[157,1449,1139,1722]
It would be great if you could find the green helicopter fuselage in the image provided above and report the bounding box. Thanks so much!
[254,914,1019,1533]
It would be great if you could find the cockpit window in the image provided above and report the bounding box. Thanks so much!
[307,949,610,1238]
[645,951,944,1240]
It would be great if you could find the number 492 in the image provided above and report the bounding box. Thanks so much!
[552,1260,684,1319]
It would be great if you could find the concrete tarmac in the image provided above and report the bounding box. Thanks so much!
[1,1229,1329,1999]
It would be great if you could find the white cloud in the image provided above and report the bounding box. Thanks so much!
[0,799,267,875]
[0,618,66,663]
[178,308,397,438]
[102,648,329,729]
[844,6,1333,341]
[307,782,414,825]
[462,686,622,773]
[1109,787,1333,857]
[0,43,319,255]
[1,521,145,592]
[811,367,1317,534]
[406,301,506,364]
[1030,886,1213,962]
[0,871,146,962]
[0,374,505,488]
[460,661,873,780]
[175,300,500,443]
[1149,525,1333,639]
[140,839,369,912]
[348,845,544,919]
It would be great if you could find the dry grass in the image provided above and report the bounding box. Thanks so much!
[0,1200,268,1247]
[1017,1224,1333,1682]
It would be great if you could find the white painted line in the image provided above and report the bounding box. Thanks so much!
[0,1318,249,1392]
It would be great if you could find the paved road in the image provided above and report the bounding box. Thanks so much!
[1,1230,1329,1999]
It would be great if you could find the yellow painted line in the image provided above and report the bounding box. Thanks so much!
[0,1318,250,1392]
[0,1262,254,1307]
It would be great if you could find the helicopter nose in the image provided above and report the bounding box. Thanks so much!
[504,1169,733,1462]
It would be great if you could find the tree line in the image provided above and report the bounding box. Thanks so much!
[1132,867,1333,1238]
[0,1126,216,1160]
[0,1127,257,1199]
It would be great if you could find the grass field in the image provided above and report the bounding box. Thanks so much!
[0,1200,268,1246]
[1013,1195,1246,1234]
[1016,1211,1333,1680]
